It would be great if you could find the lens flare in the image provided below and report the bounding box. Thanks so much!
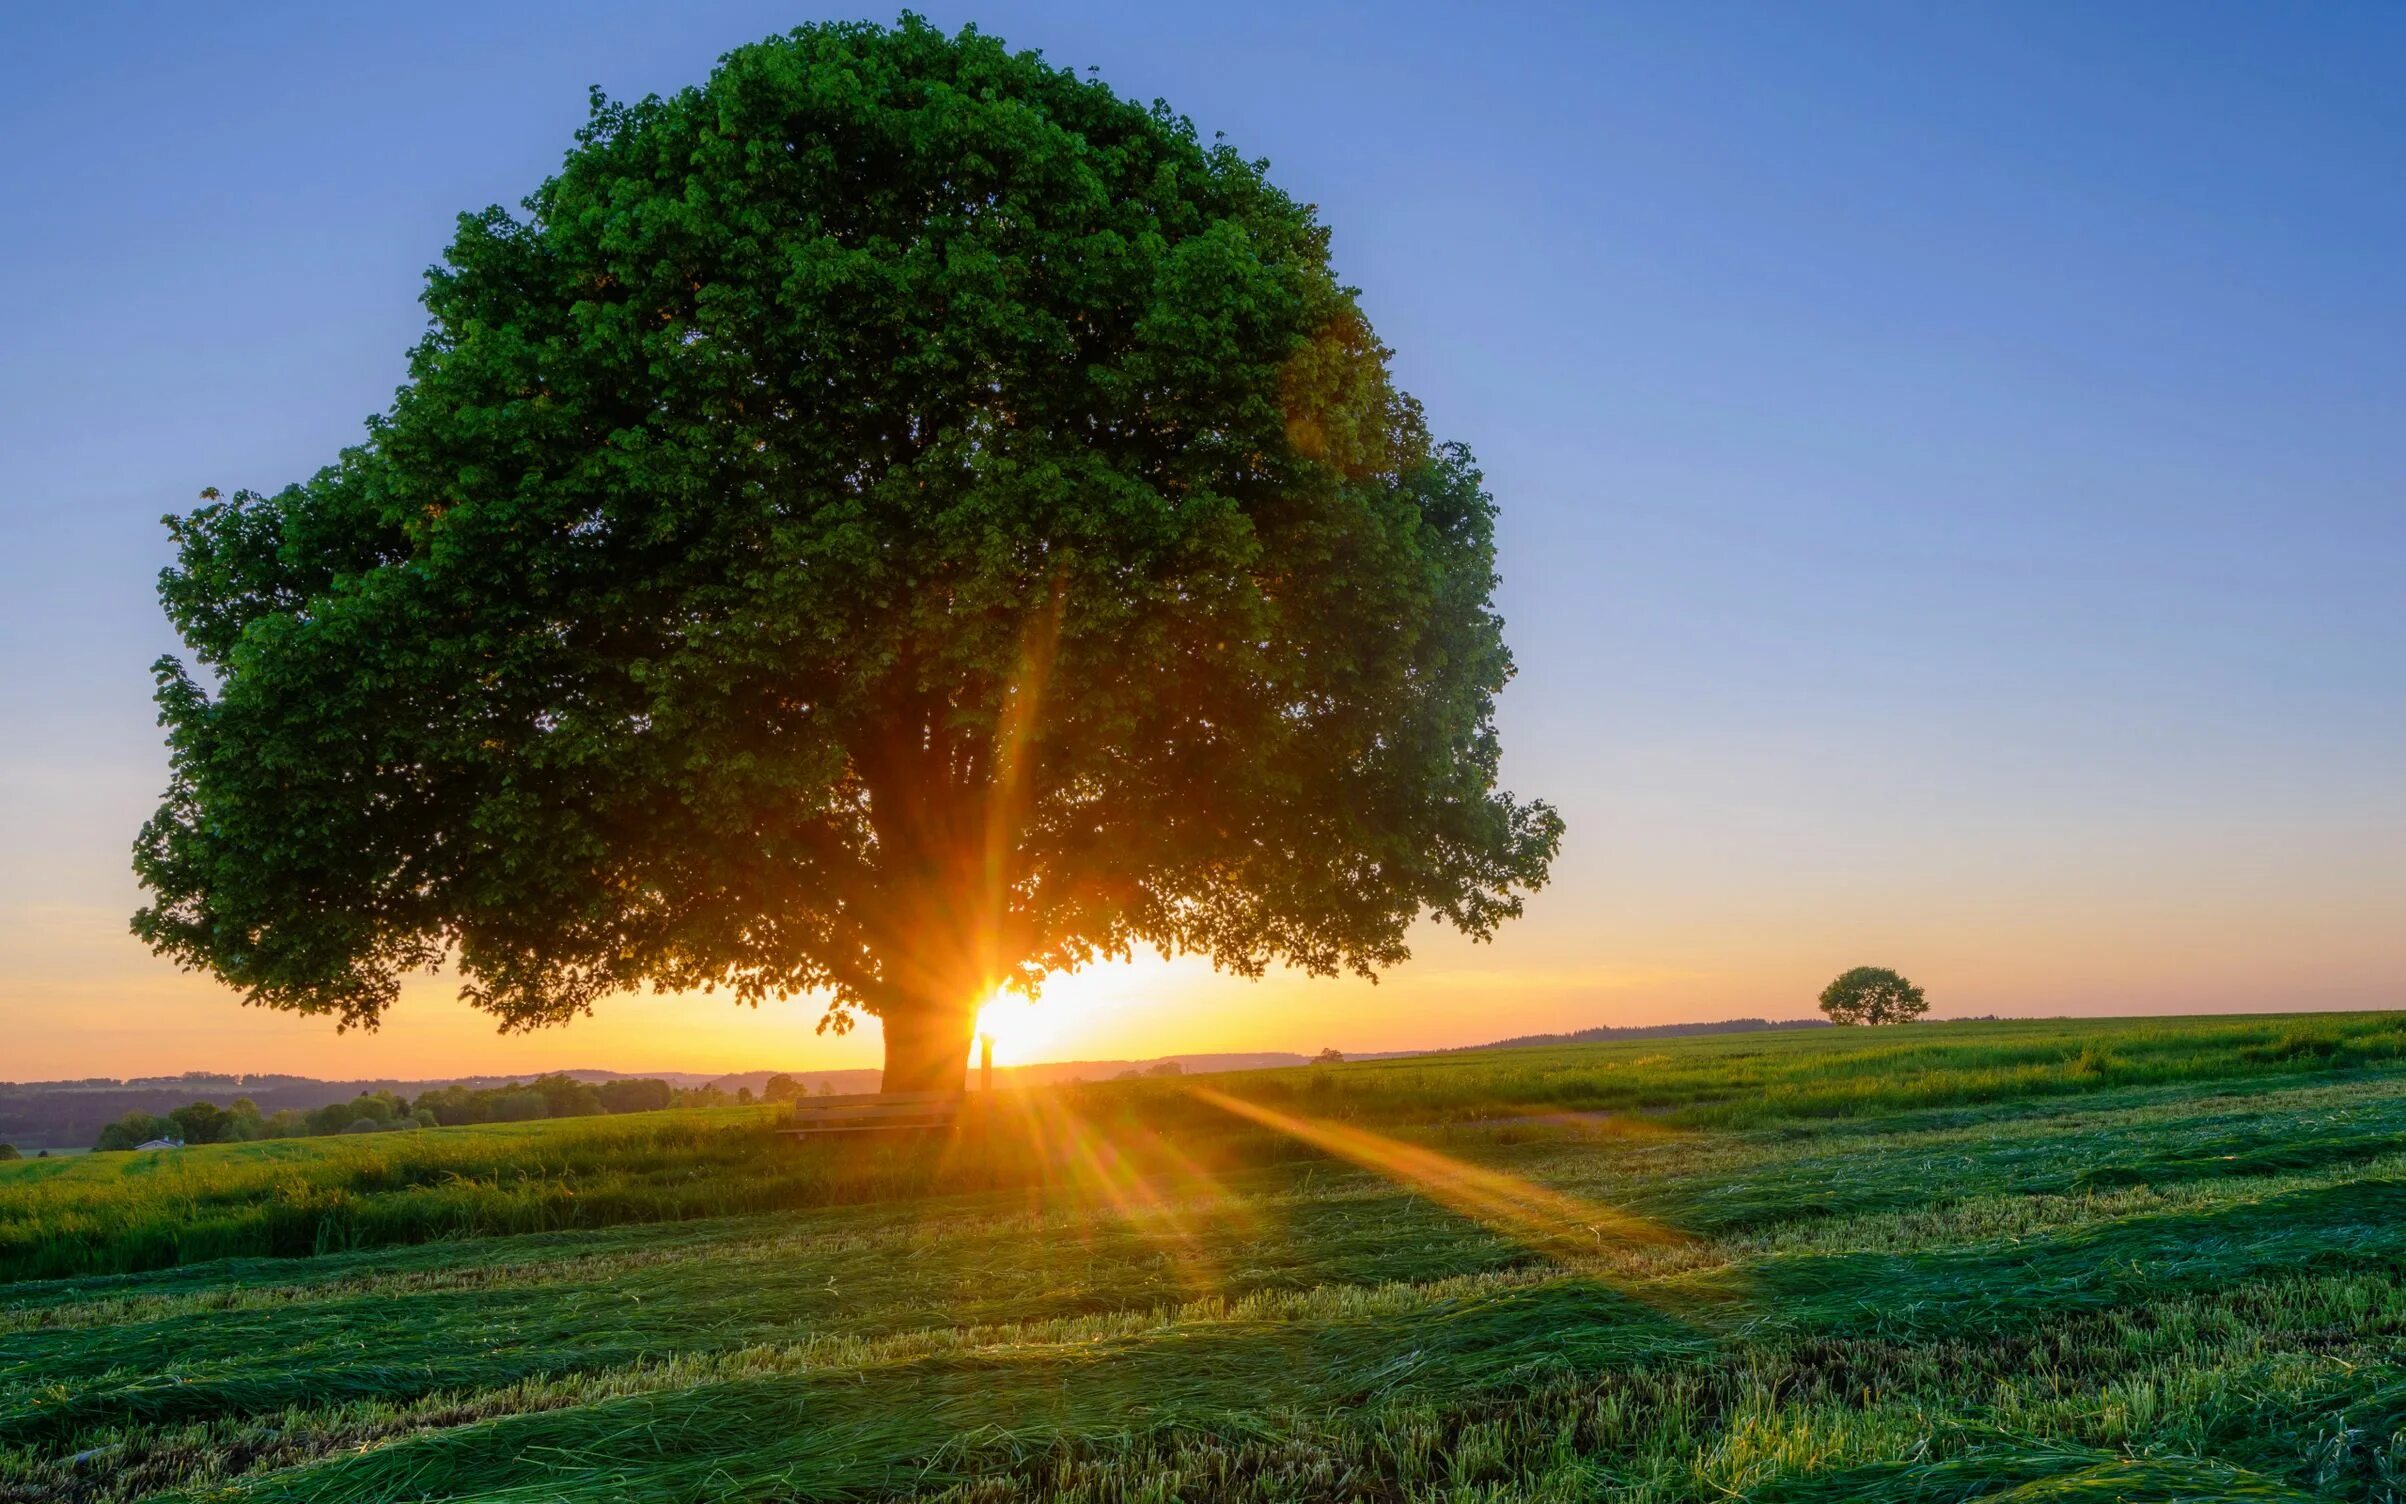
[925,1082,1257,1300]
[1186,1085,1684,1261]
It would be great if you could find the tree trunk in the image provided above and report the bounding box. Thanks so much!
[878,997,978,1095]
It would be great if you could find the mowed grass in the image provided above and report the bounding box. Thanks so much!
[4,1012,2406,1502]
[11,1011,2405,1287]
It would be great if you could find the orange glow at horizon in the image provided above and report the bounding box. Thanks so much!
[6,831,2404,1081]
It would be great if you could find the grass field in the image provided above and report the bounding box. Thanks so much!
[6,1012,2406,1501]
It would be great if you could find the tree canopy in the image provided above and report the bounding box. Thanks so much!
[134,17,1561,1090]
[1817,967,1929,1026]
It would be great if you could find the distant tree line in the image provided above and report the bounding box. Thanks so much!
[90,1072,721,1150]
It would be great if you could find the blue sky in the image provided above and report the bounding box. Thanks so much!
[2,2,2399,1077]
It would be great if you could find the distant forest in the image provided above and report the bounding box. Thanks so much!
[83,1072,843,1151]
[0,1071,854,1153]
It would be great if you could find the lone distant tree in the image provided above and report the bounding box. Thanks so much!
[134,19,1560,1093]
[1313,1047,1346,1064]
[1818,966,1928,1026]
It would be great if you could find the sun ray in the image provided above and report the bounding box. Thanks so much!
[1186,1085,1687,1264]
[926,1082,1258,1300]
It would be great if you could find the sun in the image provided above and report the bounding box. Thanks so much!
[974,973,1113,1065]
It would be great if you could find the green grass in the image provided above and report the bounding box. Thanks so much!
[4,1012,2406,1501]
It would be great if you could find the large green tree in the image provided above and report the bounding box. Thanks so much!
[135,18,1562,1092]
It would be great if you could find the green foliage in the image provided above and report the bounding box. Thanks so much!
[130,16,1559,1088]
[598,1077,674,1114]
[486,1089,548,1123]
[0,1147,15,1162]
[1818,964,1928,1025]
[526,1073,602,1119]
[759,1074,800,1104]
[4,1013,2406,1501]
[91,1112,176,1152]
[165,1101,232,1145]
[304,1091,405,1137]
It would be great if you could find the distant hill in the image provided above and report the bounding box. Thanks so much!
[1447,1017,1833,1052]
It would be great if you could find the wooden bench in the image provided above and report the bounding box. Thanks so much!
[777,1090,965,1140]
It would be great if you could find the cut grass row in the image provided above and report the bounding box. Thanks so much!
[25,1175,2406,1501]
[7,1061,2406,1499]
